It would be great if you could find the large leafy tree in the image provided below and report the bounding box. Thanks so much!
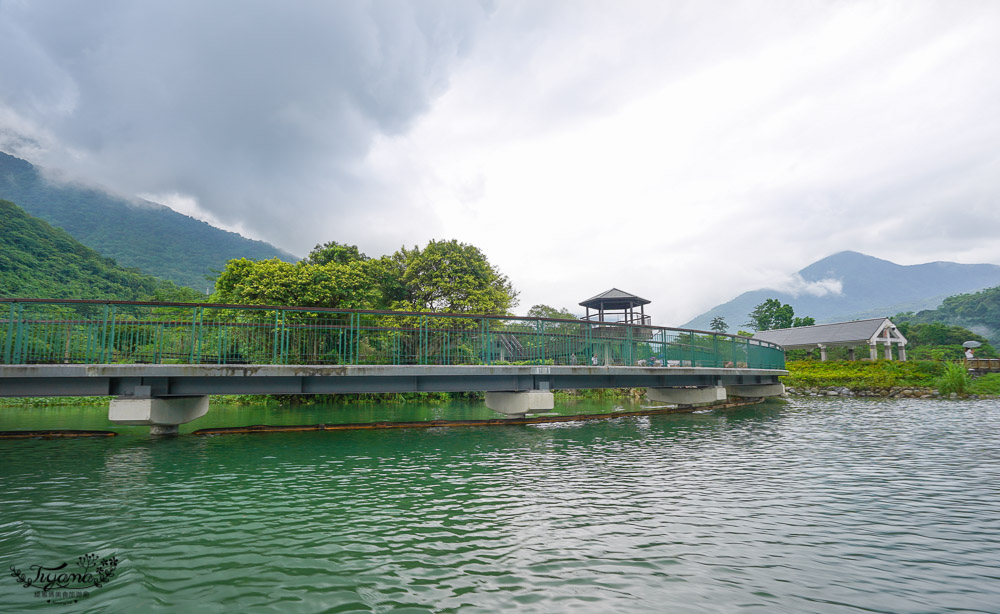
[394,239,518,314]
[305,241,368,266]
[745,298,813,331]
[212,258,383,309]
[211,239,518,315]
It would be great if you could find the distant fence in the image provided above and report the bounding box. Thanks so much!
[966,358,1000,372]
[1,299,785,369]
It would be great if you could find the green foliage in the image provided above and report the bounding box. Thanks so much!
[937,362,971,395]
[0,199,202,301]
[709,316,728,333]
[527,304,577,320]
[782,359,942,390]
[394,239,518,314]
[745,298,809,331]
[211,238,519,316]
[305,241,368,266]
[894,285,1000,345]
[212,257,384,309]
[0,151,295,290]
[970,374,1000,395]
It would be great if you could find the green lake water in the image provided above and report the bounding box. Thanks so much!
[2,397,999,613]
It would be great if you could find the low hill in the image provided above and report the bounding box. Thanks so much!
[0,151,296,290]
[683,251,1000,331]
[895,286,1000,345]
[0,199,201,301]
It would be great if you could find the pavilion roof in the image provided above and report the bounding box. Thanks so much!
[752,318,907,349]
[579,288,651,310]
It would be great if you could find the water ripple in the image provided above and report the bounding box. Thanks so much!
[2,397,1000,612]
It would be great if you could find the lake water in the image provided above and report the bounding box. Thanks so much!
[1,397,998,613]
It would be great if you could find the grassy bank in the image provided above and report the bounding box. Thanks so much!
[783,360,942,390]
[784,359,1000,396]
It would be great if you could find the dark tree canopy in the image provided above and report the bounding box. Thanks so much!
[709,316,728,333]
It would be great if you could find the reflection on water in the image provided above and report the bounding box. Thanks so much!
[2,397,1000,613]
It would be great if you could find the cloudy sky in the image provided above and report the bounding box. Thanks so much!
[2,0,999,325]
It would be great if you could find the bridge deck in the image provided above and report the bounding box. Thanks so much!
[0,364,786,397]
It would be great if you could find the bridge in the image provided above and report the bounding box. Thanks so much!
[1,298,787,434]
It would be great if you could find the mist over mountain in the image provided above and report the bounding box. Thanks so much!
[0,152,296,290]
[682,251,1000,331]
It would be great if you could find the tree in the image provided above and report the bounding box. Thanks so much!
[211,239,519,316]
[305,241,368,266]
[393,239,518,314]
[709,316,729,333]
[745,298,811,331]
[211,258,383,309]
[527,304,578,320]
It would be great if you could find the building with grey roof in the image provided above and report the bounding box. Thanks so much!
[752,317,908,361]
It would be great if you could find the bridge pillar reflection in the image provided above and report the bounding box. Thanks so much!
[109,387,209,436]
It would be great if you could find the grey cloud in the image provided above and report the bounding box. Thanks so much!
[0,0,491,252]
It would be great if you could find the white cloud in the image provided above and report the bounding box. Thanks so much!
[771,274,843,298]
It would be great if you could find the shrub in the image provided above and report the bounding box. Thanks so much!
[937,362,971,395]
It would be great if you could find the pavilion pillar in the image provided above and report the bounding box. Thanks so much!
[884,343,893,361]
[818,344,827,361]
[898,344,907,361]
[870,344,878,360]
[848,347,856,361]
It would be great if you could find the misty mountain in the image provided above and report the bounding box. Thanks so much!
[0,151,297,290]
[682,251,1000,331]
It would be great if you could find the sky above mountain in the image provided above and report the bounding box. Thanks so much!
[2,1,998,325]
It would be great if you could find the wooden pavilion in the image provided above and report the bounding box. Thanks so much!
[579,288,651,325]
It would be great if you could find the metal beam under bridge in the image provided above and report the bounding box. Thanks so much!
[0,364,785,397]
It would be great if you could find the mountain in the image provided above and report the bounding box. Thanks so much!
[682,251,1000,331]
[0,151,297,290]
[0,199,202,301]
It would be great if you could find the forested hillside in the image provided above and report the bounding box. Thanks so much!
[0,199,202,301]
[895,286,1000,345]
[0,151,296,289]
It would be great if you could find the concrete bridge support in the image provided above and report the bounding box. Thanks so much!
[485,390,555,417]
[646,386,726,406]
[109,393,209,436]
[726,383,785,398]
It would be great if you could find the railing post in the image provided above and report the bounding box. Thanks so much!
[272,310,281,364]
[3,302,15,364]
[188,306,199,364]
[689,331,696,367]
[104,303,117,363]
[194,306,205,363]
[626,325,633,366]
[419,315,427,365]
[712,334,719,367]
[537,318,544,364]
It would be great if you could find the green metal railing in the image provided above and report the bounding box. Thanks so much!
[0,299,785,369]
